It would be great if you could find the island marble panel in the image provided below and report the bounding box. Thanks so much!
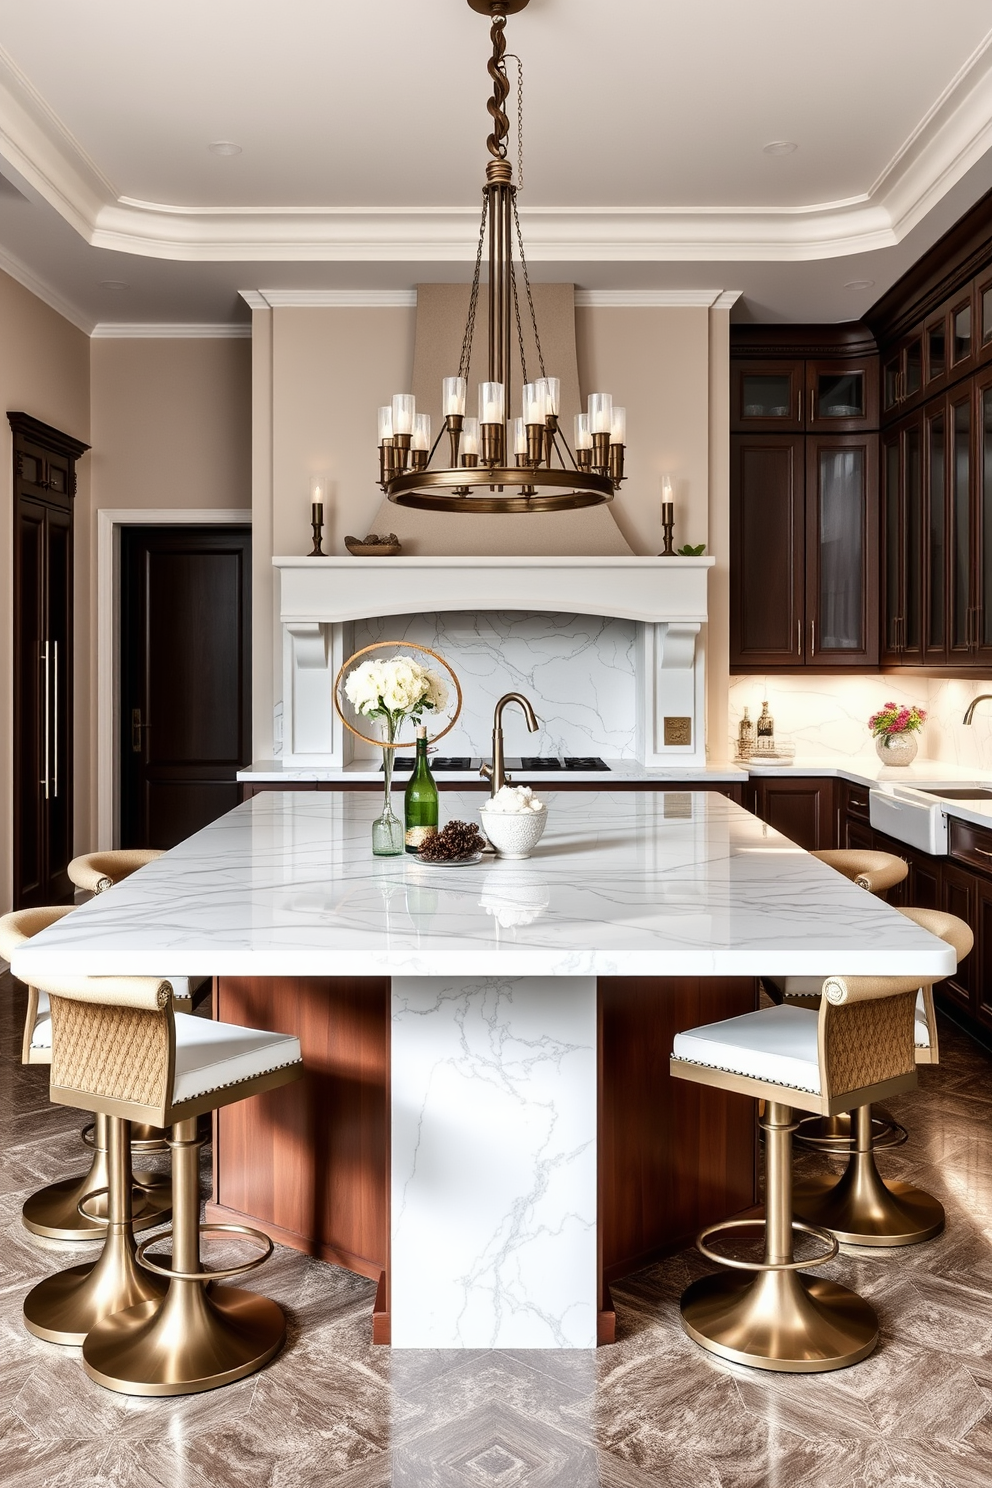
[12,791,955,983]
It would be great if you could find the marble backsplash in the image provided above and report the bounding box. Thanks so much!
[352,611,638,761]
[728,673,992,770]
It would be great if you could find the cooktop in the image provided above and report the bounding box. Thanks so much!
[385,755,610,772]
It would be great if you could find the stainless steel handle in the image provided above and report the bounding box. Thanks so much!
[808,388,814,424]
[52,640,58,799]
[973,848,992,859]
[797,617,802,657]
[850,796,867,810]
[40,642,50,799]
[798,390,803,424]
[810,619,816,658]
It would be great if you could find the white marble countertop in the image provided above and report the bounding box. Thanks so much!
[12,791,954,982]
[237,759,749,784]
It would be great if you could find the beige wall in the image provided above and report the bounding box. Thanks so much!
[0,268,90,913]
[251,299,725,762]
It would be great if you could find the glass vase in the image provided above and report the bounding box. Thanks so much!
[372,718,404,855]
[875,732,919,767]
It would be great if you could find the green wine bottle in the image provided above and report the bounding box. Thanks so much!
[404,725,438,853]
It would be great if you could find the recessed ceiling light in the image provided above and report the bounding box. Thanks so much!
[763,140,798,155]
[208,141,242,156]
[844,280,875,290]
[100,280,129,290]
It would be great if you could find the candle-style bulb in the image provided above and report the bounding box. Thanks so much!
[512,417,527,456]
[574,413,592,450]
[378,406,394,444]
[460,417,480,456]
[442,376,467,417]
[412,413,431,452]
[479,381,505,426]
[661,474,674,504]
[539,377,560,417]
[588,392,613,434]
[522,382,544,426]
[391,393,416,436]
[610,407,626,445]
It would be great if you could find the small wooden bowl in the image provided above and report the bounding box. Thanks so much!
[344,537,402,557]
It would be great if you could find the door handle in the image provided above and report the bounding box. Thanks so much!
[131,708,150,754]
[808,388,814,424]
[52,640,58,799]
[796,618,802,657]
[40,642,50,799]
[810,619,816,658]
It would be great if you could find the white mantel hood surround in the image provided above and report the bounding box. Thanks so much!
[273,554,714,770]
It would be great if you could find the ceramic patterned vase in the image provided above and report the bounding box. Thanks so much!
[875,732,919,767]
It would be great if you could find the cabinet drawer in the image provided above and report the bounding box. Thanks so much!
[948,816,992,875]
[842,782,871,821]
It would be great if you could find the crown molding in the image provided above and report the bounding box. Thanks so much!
[240,288,417,308]
[0,237,92,333]
[574,289,739,307]
[3,29,992,264]
[90,322,251,338]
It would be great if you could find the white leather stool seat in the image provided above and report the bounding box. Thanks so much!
[914,993,930,1048]
[30,989,52,1051]
[673,1004,821,1094]
[781,979,931,1049]
[173,1013,301,1105]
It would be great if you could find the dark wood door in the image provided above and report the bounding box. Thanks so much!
[731,360,804,432]
[804,432,878,666]
[805,356,878,432]
[730,435,805,668]
[750,778,836,851]
[120,526,251,849]
[10,411,86,909]
[941,862,976,1016]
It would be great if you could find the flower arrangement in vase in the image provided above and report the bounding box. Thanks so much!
[338,646,458,855]
[868,701,927,767]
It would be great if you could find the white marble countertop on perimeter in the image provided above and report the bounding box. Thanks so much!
[11,791,953,983]
[237,759,749,785]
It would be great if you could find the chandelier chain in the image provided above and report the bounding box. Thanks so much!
[504,53,523,190]
[511,193,546,377]
[459,192,489,383]
[509,260,529,386]
[486,15,510,160]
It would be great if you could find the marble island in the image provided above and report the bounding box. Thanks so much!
[11,792,953,1352]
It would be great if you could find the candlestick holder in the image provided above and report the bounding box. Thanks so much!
[308,503,325,557]
[660,502,675,557]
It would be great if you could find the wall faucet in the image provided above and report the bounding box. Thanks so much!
[479,692,540,796]
[963,695,992,725]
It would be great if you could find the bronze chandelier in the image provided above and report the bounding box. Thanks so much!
[377,0,626,515]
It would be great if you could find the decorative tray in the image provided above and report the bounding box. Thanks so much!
[413,850,484,867]
[344,534,402,557]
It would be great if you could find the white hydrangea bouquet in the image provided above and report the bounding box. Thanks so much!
[338,645,458,856]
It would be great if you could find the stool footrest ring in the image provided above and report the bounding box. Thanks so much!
[697,1217,839,1272]
[136,1223,274,1282]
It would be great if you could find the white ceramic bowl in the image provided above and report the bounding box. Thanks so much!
[479,804,548,859]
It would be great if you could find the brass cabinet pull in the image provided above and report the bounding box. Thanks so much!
[808,388,815,424]
[810,619,816,658]
[973,847,992,859]
[52,640,58,799]
[850,795,867,809]
[40,642,50,799]
[796,617,802,657]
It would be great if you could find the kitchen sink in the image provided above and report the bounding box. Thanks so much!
[918,787,992,800]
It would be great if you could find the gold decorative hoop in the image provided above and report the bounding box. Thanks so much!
[333,640,463,750]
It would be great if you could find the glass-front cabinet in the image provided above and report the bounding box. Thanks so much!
[731,432,878,670]
[881,417,924,665]
[732,354,877,433]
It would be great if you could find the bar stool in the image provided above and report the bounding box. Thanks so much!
[792,908,972,1245]
[0,909,171,1242]
[29,968,303,1394]
[671,963,936,1372]
[768,848,909,1153]
[69,850,207,1165]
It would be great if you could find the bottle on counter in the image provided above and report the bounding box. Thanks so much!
[756,699,775,754]
[737,706,755,760]
[405,725,439,852]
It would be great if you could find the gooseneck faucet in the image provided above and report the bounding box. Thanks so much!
[963,695,992,725]
[480,692,540,796]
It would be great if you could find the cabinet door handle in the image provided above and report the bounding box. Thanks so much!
[973,848,992,859]
[810,620,816,658]
[850,795,867,809]
[797,618,802,657]
[40,642,50,799]
[131,708,146,754]
[798,389,802,424]
[52,640,58,800]
[808,388,815,424]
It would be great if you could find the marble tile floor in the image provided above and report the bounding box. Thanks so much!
[2,970,992,1487]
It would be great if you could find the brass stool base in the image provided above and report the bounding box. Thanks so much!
[82,1284,286,1396]
[795,1106,905,1154]
[22,1167,172,1242]
[793,1165,945,1247]
[681,1268,878,1373]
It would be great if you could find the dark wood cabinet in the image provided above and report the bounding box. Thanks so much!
[9,412,88,908]
[732,341,877,435]
[730,431,877,671]
[748,777,836,852]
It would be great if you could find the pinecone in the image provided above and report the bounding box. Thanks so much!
[418,819,484,861]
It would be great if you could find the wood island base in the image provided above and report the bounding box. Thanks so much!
[207,974,758,1347]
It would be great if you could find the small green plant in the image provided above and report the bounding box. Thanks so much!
[676,542,706,556]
